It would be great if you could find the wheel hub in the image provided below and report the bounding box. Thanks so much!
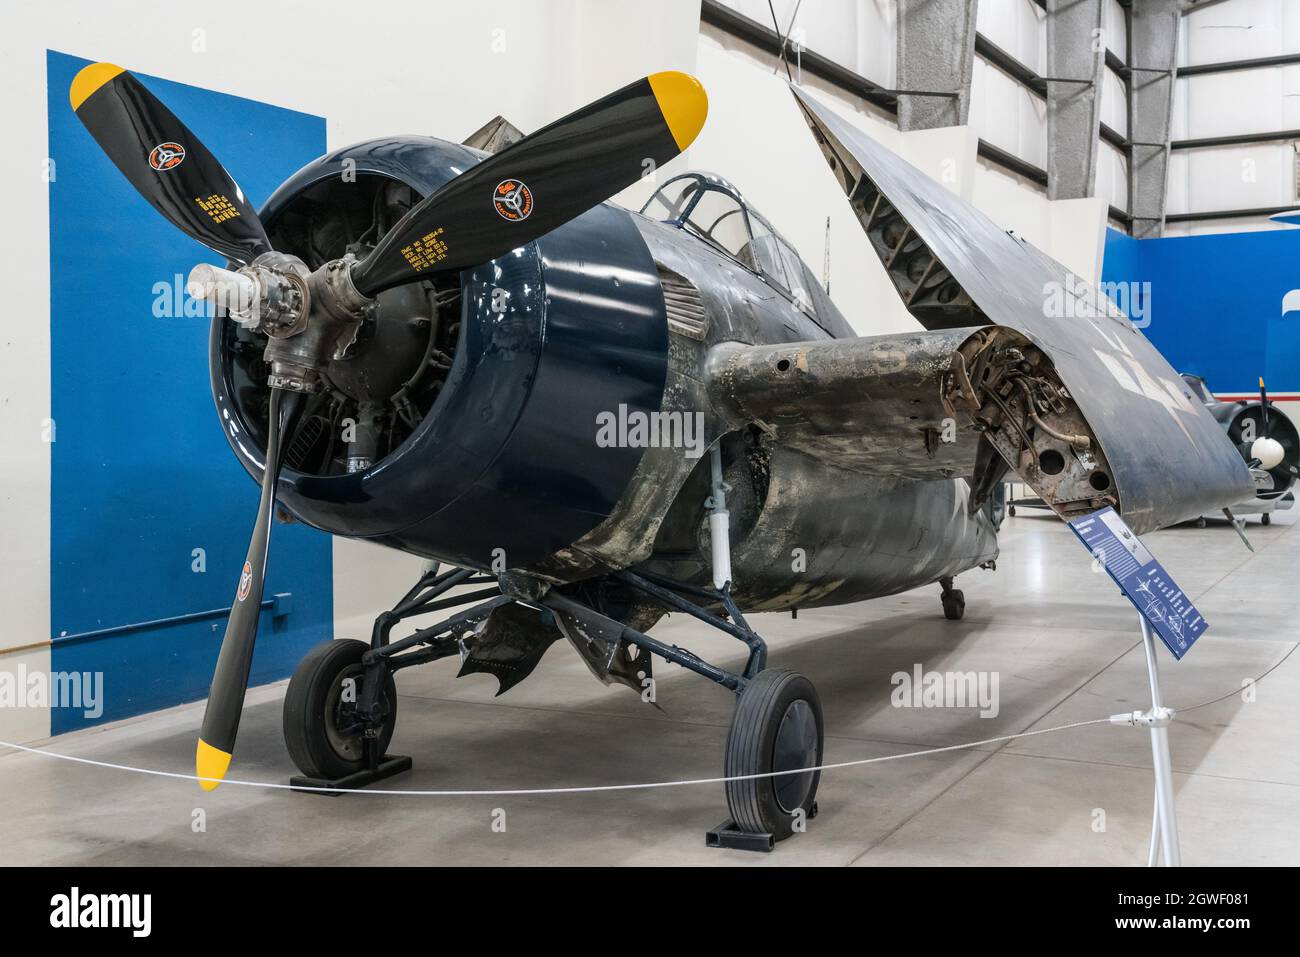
[324,664,367,761]
[772,698,819,813]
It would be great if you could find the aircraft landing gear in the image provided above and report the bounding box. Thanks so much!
[1262,513,1271,525]
[285,564,499,793]
[939,576,965,620]
[281,446,825,847]
[718,669,823,847]
[284,638,400,782]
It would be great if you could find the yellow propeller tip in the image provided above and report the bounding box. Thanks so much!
[648,71,708,152]
[70,62,125,111]
[1260,376,1266,388]
[196,738,231,791]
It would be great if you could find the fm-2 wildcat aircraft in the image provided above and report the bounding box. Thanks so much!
[1183,373,1298,524]
[71,61,1251,843]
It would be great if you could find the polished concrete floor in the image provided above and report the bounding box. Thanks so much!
[2,508,1297,866]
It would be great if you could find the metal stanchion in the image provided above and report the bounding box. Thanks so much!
[1112,614,1181,866]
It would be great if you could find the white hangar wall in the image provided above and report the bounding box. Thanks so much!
[1168,0,1300,235]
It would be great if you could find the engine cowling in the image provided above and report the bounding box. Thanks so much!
[1226,402,1299,498]
[210,136,669,571]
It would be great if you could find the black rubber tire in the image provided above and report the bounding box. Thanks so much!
[942,589,966,621]
[1262,513,1271,526]
[1008,505,1016,517]
[724,669,823,842]
[283,639,397,780]
[1196,516,1207,529]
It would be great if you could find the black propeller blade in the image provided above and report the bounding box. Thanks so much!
[71,62,291,788]
[70,63,271,264]
[350,71,707,297]
[1260,376,1271,438]
[1266,381,1300,477]
[197,389,305,789]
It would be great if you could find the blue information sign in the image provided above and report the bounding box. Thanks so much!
[1067,507,1207,660]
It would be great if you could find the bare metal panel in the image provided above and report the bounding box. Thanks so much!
[707,329,980,480]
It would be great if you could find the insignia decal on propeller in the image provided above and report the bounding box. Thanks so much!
[148,141,185,171]
[493,178,533,221]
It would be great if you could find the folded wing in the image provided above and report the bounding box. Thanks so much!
[765,85,1253,533]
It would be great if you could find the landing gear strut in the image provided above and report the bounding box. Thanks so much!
[282,449,824,848]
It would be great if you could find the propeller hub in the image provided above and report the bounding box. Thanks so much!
[1251,436,1285,471]
[188,253,309,334]
[191,252,376,394]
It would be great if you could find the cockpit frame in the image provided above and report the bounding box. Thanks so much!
[640,171,848,337]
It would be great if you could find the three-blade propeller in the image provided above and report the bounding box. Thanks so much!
[1252,377,1295,477]
[70,61,706,789]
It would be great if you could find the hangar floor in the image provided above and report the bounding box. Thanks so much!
[2,509,1297,866]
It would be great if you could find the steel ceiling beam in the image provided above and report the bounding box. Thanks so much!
[1046,0,1106,200]
[1127,0,1181,238]
[896,0,976,130]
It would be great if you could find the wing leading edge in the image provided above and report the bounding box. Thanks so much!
[781,85,1252,533]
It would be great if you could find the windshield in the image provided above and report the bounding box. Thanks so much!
[641,173,837,331]
[641,176,698,222]
[682,189,751,260]
[643,176,755,266]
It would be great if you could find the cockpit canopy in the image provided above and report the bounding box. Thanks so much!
[641,172,850,336]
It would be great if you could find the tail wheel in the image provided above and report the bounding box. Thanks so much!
[724,669,823,841]
[284,638,397,780]
[942,588,966,620]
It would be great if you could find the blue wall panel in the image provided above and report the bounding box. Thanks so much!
[1102,227,1300,400]
[47,51,331,732]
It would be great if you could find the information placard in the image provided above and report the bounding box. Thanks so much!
[1067,507,1207,660]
